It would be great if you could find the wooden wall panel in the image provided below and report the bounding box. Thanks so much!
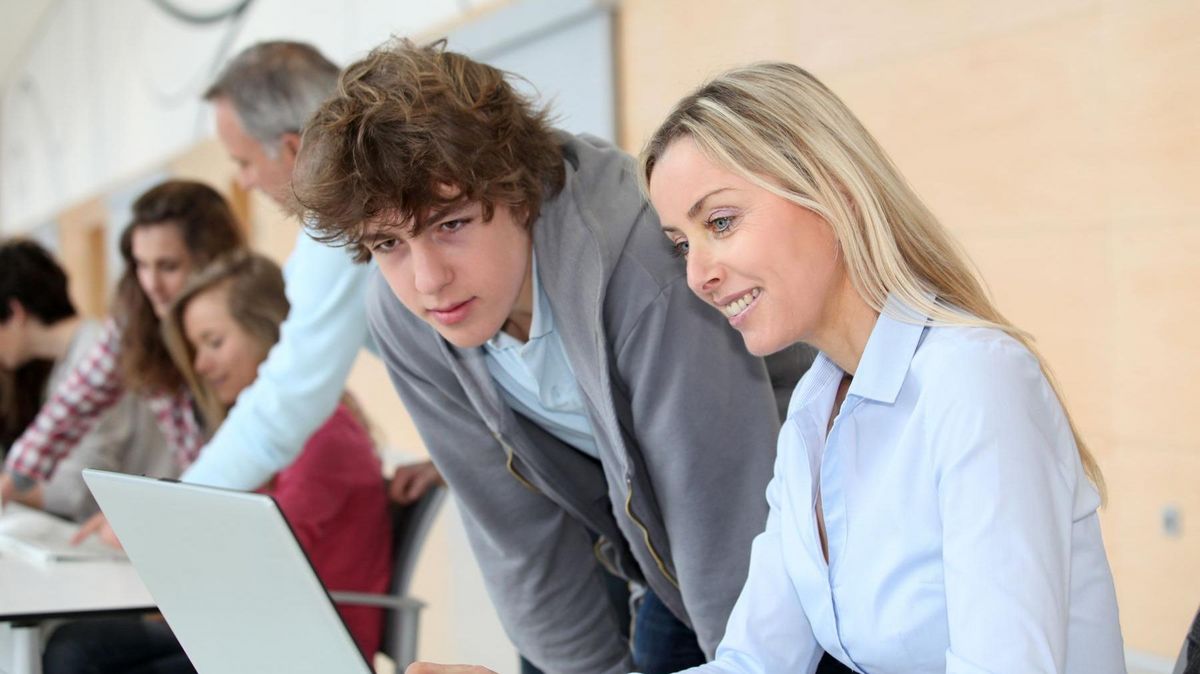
[1110,222,1200,451]
[56,197,108,318]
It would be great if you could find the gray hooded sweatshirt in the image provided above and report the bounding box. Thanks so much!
[367,133,813,673]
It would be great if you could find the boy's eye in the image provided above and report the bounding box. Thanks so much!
[372,238,398,253]
[439,219,469,233]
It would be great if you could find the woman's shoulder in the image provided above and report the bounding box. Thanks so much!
[908,324,1051,412]
[48,318,114,388]
[915,324,1039,376]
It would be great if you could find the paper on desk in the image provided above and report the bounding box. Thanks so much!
[0,502,127,564]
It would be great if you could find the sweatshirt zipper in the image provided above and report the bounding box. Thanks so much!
[624,475,678,588]
[493,430,540,494]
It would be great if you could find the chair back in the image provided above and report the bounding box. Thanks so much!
[380,485,446,659]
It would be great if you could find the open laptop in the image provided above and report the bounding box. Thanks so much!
[82,469,374,674]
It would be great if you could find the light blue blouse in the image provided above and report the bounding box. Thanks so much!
[689,301,1124,674]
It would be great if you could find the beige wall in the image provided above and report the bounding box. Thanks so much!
[55,196,109,320]
[618,0,1200,658]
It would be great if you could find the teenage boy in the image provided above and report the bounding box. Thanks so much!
[291,39,812,674]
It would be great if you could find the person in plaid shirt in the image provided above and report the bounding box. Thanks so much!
[1,181,244,510]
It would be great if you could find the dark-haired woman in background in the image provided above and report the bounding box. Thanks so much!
[1,180,244,518]
[0,239,175,520]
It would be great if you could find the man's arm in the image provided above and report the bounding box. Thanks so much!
[615,276,784,657]
[182,236,373,488]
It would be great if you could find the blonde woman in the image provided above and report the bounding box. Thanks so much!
[636,64,1124,673]
[408,63,1125,674]
[43,252,393,673]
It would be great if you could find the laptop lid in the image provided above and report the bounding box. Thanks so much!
[82,469,373,674]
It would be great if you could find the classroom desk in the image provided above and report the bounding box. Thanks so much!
[0,552,155,674]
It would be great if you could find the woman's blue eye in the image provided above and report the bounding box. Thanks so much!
[671,240,689,258]
[710,216,735,233]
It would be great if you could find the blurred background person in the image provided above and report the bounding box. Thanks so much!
[0,238,175,521]
[44,250,393,672]
[1,180,245,515]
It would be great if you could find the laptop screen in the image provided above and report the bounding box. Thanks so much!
[83,470,373,674]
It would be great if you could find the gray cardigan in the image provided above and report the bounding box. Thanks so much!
[367,133,812,673]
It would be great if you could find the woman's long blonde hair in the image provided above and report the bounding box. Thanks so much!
[639,62,1103,497]
[162,251,289,432]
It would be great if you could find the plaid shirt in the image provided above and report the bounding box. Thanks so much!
[4,318,202,481]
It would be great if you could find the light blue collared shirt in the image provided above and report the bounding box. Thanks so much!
[688,300,1124,674]
[483,255,598,458]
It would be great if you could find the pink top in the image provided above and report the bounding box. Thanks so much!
[267,402,393,659]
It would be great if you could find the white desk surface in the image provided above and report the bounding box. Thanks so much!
[0,551,155,622]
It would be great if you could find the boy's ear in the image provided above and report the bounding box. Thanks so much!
[511,203,532,227]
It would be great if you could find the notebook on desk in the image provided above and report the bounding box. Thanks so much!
[82,469,373,674]
[0,501,127,564]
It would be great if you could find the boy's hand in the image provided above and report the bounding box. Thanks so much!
[389,461,445,505]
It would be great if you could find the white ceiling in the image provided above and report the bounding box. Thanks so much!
[0,0,57,88]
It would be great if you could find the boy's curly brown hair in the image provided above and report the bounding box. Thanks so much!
[292,38,566,262]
